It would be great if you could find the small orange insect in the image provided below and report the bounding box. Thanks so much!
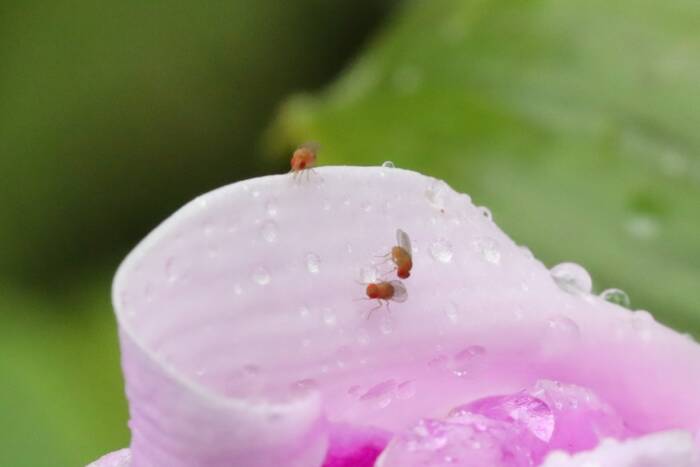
[290,142,319,179]
[364,280,408,317]
[379,229,413,279]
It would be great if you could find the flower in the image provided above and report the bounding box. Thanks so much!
[91,167,700,466]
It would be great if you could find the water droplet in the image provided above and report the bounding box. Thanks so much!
[430,238,454,263]
[473,237,501,264]
[305,252,321,274]
[292,378,318,392]
[396,380,416,400]
[547,316,580,339]
[444,302,459,323]
[550,262,592,294]
[425,179,449,210]
[301,338,311,348]
[428,354,449,369]
[298,306,310,319]
[361,201,373,212]
[252,266,271,286]
[322,199,332,211]
[260,220,278,243]
[520,246,534,259]
[379,316,394,335]
[322,308,337,327]
[357,329,370,346]
[382,160,395,168]
[165,257,179,283]
[360,266,379,283]
[233,283,243,296]
[631,310,654,341]
[600,288,631,308]
[348,385,363,398]
[266,200,278,217]
[478,206,493,221]
[144,283,154,302]
[360,380,396,409]
[451,345,486,377]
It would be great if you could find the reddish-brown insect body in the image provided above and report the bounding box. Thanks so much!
[290,143,318,175]
[391,229,413,279]
[364,280,408,315]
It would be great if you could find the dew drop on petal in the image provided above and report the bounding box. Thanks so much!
[252,266,271,286]
[382,160,395,168]
[298,306,310,319]
[473,237,501,264]
[444,302,459,323]
[396,380,416,400]
[425,179,449,210]
[323,308,337,327]
[547,316,581,339]
[379,316,394,335]
[550,262,592,294]
[233,283,243,296]
[430,238,454,263]
[260,220,278,243]
[265,200,278,217]
[360,379,397,409]
[600,288,631,308]
[305,252,321,274]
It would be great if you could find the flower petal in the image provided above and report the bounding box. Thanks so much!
[541,430,700,466]
[103,166,700,465]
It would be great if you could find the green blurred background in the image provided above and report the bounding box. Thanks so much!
[1,0,698,465]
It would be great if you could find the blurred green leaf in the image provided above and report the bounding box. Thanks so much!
[0,0,395,286]
[0,277,128,466]
[271,0,700,334]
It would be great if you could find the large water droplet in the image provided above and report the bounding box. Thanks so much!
[425,179,449,210]
[252,266,271,286]
[550,262,592,294]
[305,252,321,274]
[600,288,631,308]
[260,220,278,243]
[473,237,501,264]
[430,238,454,263]
[382,160,396,168]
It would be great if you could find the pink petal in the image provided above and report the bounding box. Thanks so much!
[94,167,700,465]
[541,430,700,466]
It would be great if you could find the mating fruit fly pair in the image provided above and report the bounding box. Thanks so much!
[362,229,414,316]
[289,143,413,316]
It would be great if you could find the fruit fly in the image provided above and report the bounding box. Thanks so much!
[379,229,413,279]
[364,280,408,317]
[290,142,319,180]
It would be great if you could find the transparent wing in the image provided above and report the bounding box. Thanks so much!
[396,229,412,257]
[389,280,408,302]
[299,141,321,154]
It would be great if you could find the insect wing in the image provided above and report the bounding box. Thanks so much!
[388,280,408,302]
[396,229,412,258]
